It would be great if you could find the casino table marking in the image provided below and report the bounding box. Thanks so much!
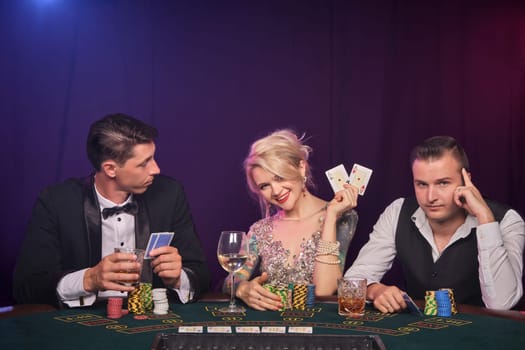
[53,304,472,337]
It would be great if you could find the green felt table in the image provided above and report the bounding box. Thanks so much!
[1,300,524,350]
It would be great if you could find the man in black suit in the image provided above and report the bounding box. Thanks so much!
[13,113,210,307]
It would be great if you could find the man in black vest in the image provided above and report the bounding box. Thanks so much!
[345,136,524,312]
[13,113,210,307]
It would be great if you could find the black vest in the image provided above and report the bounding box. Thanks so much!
[395,197,509,305]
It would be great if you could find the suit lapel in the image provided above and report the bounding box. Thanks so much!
[135,195,152,283]
[82,175,102,266]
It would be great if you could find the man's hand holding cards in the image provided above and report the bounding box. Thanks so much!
[145,232,175,259]
[403,293,423,316]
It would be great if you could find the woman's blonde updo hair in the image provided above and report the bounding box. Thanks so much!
[244,129,314,216]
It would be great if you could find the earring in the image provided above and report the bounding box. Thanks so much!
[302,176,307,197]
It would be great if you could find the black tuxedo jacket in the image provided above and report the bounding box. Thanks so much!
[13,174,210,306]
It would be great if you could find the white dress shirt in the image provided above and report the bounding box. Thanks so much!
[345,198,525,309]
[56,186,192,307]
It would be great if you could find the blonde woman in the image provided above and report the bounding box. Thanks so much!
[225,129,359,311]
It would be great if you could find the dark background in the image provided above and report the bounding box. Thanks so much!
[1,0,524,307]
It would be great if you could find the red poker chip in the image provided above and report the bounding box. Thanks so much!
[133,315,148,320]
[107,307,122,312]
[121,309,129,315]
[107,309,121,313]
[108,297,123,302]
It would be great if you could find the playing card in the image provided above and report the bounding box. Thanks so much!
[144,232,174,259]
[325,164,349,193]
[347,163,373,196]
[403,293,423,316]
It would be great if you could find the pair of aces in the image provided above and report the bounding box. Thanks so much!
[325,163,373,196]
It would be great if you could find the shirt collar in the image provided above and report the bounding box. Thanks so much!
[411,206,478,240]
[93,183,133,210]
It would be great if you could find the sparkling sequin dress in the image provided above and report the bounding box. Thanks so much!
[240,209,358,287]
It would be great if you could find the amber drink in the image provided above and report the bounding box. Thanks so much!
[114,247,145,286]
[337,277,367,316]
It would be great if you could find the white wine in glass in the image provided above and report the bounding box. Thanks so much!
[217,230,249,313]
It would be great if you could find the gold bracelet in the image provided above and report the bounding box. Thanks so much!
[314,256,341,265]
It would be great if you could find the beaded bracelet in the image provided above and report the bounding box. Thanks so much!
[315,252,340,258]
[316,239,340,256]
[314,256,341,265]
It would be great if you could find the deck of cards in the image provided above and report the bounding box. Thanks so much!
[144,232,175,259]
[325,163,373,196]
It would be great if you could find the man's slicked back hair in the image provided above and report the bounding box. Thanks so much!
[409,135,469,171]
[86,113,158,171]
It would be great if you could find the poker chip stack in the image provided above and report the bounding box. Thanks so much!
[141,283,153,312]
[152,288,169,315]
[439,288,458,315]
[424,291,437,316]
[292,284,307,310]
[274,285,290,311]
[262,283,292,310]
[435,289,452,317]
[306,284,315,308]
[262,283,276,294]
[128,286,145,315]
[286,283,294,310]
[107,297,124,319]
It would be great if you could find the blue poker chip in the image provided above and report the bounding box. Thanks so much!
[306,284,315,307]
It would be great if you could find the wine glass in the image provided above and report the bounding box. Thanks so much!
[217,230,249,313]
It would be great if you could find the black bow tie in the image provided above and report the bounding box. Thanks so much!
[102,202,138,220]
